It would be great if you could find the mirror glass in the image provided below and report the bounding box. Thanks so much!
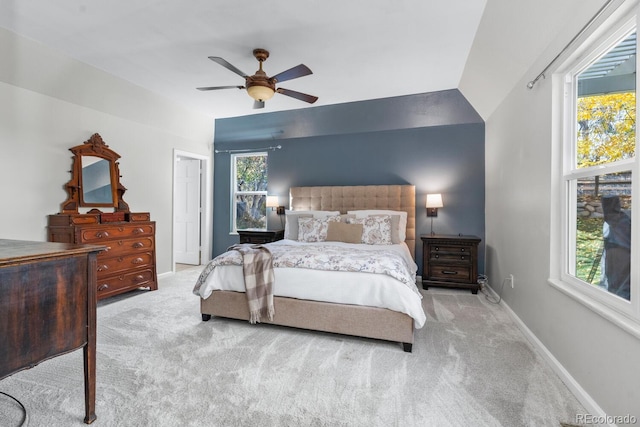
[81,155,114,204]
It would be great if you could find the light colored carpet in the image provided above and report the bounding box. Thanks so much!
[0,266,585,426]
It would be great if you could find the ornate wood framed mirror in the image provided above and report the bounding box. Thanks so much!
[60,133,130,213]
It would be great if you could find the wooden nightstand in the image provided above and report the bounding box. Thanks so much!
[238,229,284,244]
[421,234,481,294]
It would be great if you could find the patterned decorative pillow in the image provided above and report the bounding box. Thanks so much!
[298,215,341,242]
[284,210,340,240]
[347,210,407,242]
[347,215,393,245]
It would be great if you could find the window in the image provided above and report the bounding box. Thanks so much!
[556,15,638,323]
[231,152,268,232]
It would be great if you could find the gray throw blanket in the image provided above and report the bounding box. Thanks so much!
[228,244,275,324]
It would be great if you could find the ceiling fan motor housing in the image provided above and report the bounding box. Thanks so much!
[246,74,276,101]
[246,49,276,101]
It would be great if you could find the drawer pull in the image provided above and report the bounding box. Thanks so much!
[132,242,144,248]
[460,248,466,252]
[460,256,466,260]
[435,254,439,259]
[441,270,458,275]
[132,257,144,264]
[98,284,109,291]
[434,246,439,251]
[132,228,145,235]
[133,274,145,283]
[95,231,109,239]
[97,264,109,272]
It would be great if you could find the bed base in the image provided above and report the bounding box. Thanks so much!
[201,290,414,352]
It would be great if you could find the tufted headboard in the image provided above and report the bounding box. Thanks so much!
[289,185,416,259]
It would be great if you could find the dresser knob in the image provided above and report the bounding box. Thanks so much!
[132,242,144,248]
[133,275,145,282]
[435,254,439,259]
[461,256,466,260]
[98,284,109,291]
[435,246,439,251]
[96,231,109,238]
[132,228,145,235]
[132,257,144,264]
[97,265,109,272]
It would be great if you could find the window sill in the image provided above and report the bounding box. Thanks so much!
[548,278,640,340]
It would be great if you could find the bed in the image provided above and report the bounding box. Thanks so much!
[194,185,425,352]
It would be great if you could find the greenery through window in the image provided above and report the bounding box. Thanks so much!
[568,30,636,302]
[232,153,268,231]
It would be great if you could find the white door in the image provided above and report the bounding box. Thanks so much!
[175,158,201,264]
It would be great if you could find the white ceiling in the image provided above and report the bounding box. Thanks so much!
[0,0,610,120]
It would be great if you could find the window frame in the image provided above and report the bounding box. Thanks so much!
[230,151,268,233]
[550,12,640,335]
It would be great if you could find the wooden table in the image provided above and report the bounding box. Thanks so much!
[0,239,105,424]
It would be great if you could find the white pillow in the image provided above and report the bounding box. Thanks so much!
[284,210,341,240]
[348,210,407,242]
[346,215,393,245]
[297,216,341,242]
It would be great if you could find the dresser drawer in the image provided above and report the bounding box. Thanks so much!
[428,264,472,282]
[78,224,155,243]
[99,237,155,258]
[96,268,156,298]
[97,252,154,276]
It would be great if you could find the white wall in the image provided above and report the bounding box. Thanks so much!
[467,2,640,420]
[0,27,214,275]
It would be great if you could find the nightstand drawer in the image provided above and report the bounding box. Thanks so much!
[430,247,473,263]
[429,264,472,282]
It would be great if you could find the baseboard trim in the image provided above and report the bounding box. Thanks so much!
[158,271,174,279]
[483,285,612,426]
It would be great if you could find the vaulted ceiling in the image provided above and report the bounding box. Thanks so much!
[0,0,608,120]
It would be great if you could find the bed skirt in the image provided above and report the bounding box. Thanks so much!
[201,290,415,352]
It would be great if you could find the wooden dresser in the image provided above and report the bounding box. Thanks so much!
[48,213,158,300]
[0,239,104,424]
[421,234,481,294]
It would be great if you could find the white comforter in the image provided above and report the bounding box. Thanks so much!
[194,239,426,328]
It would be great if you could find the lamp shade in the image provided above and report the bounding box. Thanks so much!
[266,195,279,208]
[426,194,443,208]
[247,85,275,101]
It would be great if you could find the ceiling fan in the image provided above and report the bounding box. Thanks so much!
[197,48,318,109]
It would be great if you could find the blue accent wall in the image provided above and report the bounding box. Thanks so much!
[213,89,485,275]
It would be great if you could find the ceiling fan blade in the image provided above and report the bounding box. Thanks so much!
[271,64,312,83]
[276,88,318,104]
[196,85,245,91]
[253,100,265,109]
[208,56,249,78]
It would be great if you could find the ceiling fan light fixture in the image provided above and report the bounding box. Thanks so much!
[247,85,275,102]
